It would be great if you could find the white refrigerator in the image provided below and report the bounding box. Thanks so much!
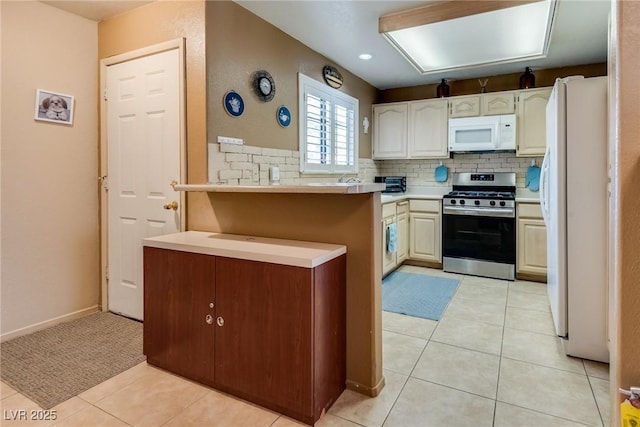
[540,76,609,363]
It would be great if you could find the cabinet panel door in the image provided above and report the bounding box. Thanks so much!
[372,103,408,159]
[382,218,397,275]
[482,92,516,115]
[517,218,548,275]
[449,95,481,118]
[143,247,215,384]
[409,213,441,262]
[408,99,448,158]
[215,257,313,415]
[517,88,552,156]
[396,212,409,263]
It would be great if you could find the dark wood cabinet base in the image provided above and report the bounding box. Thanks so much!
[144,248,346,425]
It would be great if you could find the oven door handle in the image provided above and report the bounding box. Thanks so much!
[443,206,515,218]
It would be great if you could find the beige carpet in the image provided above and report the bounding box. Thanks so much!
[0,312,146,409]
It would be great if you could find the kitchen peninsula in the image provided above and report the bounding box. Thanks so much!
[179,183,386,397]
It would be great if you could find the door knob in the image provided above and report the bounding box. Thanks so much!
[216,316,224,327]
[163,201,179,211]
[205,314,213,325]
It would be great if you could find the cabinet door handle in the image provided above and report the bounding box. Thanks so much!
[205,314,213,325]
[216,316,224,327]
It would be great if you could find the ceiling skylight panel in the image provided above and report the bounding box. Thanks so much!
[381,0,556,75]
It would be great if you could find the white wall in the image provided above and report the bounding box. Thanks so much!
[1,2,99,339]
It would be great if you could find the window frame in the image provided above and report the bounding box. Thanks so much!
[298,73,359,174]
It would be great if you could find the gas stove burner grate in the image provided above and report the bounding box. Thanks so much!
[445,190,515,200]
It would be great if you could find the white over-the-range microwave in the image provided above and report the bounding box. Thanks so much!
[448,114,516,153]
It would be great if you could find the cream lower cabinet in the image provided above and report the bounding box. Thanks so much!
[409,200,442,263]
[396,201,409,263]
[382,203,397,275]
[517,202,547,277]
[381,201,411,275]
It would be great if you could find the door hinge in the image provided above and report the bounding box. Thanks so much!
[105,266,109,282]
[99,175,108,190]
[103,87,108,101]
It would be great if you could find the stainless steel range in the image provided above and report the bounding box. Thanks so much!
[442,172,516,280]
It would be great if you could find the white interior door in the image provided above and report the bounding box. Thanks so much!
[106,48,182,320]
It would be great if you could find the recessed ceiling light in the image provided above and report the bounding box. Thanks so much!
[359,53,374,60]
[379,0,557,75]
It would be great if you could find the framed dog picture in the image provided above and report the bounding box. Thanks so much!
[34,89,74,125]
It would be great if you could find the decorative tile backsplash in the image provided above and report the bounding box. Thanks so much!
[208,142,379,185]
[378,153,544,189]
[209,142,542,189]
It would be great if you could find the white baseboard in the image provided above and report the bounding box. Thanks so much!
[1,306,100,342]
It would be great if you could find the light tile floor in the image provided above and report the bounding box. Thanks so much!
[0,266,610,427]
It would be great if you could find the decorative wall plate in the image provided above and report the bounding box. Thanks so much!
[253,70,276,102]
[323,65,343,89]
[224,91,244,117]
[277,105,291,127]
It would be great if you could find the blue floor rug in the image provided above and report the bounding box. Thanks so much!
[382,271,460,321]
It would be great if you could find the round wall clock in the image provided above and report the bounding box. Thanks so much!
[253,70,276,102]
[323,65,343,89]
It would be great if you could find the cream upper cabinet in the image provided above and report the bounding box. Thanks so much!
[373,86,551,159]
[373,100,448,160]
[517,202,547,277]
[449,92,515,118]
[449,95,481,118]
[372,103,408,159]
[482,91,516,115]
[516,87,552,157]
[408,99,449,158]
[408,200,442,263]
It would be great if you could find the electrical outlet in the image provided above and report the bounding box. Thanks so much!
[270,166,280,184]
[217,136,244,145]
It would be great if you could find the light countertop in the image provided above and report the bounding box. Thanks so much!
[516,188,541,203]
[381,186,541,204]
[173,183,385,194]
[143,231,346,268]
[381,186,450,203]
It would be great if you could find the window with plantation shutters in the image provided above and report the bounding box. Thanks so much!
[298,73,358,173]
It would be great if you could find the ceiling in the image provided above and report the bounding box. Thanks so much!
[41,0,153,22]
[41,0,610,90]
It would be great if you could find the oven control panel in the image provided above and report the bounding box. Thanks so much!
[443,198,515,208]
[470,174,494,181]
